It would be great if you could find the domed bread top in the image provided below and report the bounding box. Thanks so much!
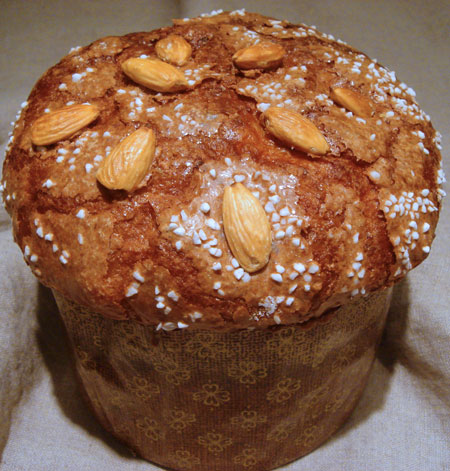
[1,10,444,330]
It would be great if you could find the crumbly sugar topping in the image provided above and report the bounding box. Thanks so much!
[1,11,444,330]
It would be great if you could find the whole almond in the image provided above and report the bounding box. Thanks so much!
[31,104,99,146]
[121,58,188,92]
[155,34,192,66]
[263,106,329,155]
[96,128,156,191]
[222,183,272,273]
[232,42,285,70]
[330,87,374,118]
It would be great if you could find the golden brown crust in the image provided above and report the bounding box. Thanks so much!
[1,10,443,330]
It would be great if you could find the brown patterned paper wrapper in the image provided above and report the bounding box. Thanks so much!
[53,288,392,471]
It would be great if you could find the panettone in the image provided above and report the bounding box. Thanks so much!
[1,9,444,470]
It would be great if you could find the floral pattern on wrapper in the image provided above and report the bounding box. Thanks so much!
[54,288,391,471]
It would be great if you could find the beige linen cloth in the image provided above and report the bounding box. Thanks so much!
[1,1,449,469]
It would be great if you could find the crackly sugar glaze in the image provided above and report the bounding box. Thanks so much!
[1,9,444,329]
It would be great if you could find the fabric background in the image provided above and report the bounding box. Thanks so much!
[0,1,448,470]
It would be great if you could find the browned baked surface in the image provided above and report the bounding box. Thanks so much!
[1,10,443,329]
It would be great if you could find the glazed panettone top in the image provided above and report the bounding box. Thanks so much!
[1,10,444,330]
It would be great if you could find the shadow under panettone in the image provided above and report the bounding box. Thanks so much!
[35,283,139,461]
